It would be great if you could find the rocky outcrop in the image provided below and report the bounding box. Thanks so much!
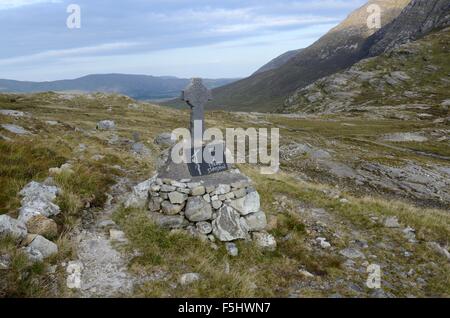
[284,27,450,115]
[366,0,450,56]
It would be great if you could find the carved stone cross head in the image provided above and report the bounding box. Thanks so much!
[181,78,212,139]
[181,78,212,109]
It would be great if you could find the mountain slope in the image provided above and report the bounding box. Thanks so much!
[0,74,238,101]
[209,0,410,112]
[283,27,450,118]
[253,49,302,75]
[365,0,450,56]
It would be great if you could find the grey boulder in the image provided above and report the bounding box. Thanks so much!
[155,132,176,147]
[96,120,115,130]
[27,235,58,259]
[252,232,277,251]
[0,215,27,242]
[243,211,267,231]
[230,191,260,215]
[185,197,212,222]
[212,206,249,242]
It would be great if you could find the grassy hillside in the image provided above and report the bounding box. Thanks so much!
[0,91,449,297]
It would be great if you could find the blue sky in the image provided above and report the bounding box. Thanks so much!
[0,0,366,81]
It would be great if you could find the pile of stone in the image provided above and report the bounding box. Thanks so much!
[146,177,276,250]
[0,179,61,264]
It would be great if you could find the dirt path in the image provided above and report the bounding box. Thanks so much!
[75,177,137,298]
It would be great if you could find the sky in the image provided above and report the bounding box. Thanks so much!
[0,0,366,81]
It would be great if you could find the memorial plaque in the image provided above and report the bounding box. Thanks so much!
[187,143,228,177]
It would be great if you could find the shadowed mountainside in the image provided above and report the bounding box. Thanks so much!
[208,0,411,112]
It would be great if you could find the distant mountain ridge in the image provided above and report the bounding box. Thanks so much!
[209,0,411,112]
[0,74,239,101]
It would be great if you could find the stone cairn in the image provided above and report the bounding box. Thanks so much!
[146,175,275,249]
[140,78,276,250]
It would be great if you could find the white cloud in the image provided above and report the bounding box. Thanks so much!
[0,0,61,10]
[0,42,141,66]
[213,15,339,33]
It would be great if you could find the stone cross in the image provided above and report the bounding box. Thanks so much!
[181,78,212,141]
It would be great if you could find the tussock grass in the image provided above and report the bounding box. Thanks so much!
[0,139,66,215]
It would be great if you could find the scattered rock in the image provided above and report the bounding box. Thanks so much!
[91,154,105,161]
[97,219,116,228]
[299,270,314,278]
[427,242,450,261]
[155,132,176,147]
[131,142,151,156]
[66,261,83,289]
[225,242,239,257]
[382,133,428,143]
[96,120,115,130]
[0,109,27,117]
[339,248,365,259]
[27,235,58,259]
[384,216,401,228]
[0,254,11,269]
[403,227,417,243]
[317,237,331,249]
[26,215,58,239]
[179,273,201,285]
[109,229,127,242]
[0,215,27,242]
[252,232,277,251]
[243,211,267,231]
[1,124,30,135]
[45,120,59,126]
